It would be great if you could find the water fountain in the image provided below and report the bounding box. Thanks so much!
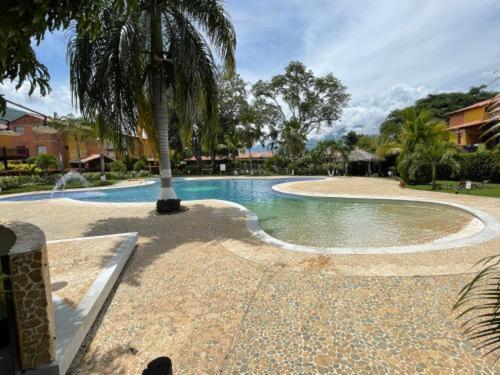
[50,171,90,198]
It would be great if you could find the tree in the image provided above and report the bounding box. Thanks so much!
[483,97,499,150]
[51,114,93,172]
[341,130,359,148]
[204,71,248,172]
[237,119,262,175]
[415,85,498,121]
[68,0,235,212]
[356,134,379,153]
[409,141,459,190]
[0,0,114,113]
[281,120,307,175]
[379,109,405,141]
[252,61,350,136]
[378,108,454,183]
[378,86,498,136]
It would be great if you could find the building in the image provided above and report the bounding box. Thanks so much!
[447,96,500,150]
[0,107,156,171]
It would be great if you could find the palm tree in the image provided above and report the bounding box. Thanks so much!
[409,141,459,190]
[237,122,262,175]
[377,108,454,182]
[51,114,93,172]
[281,120,307,175]
[482,96,499,149]
[68,0,235,211]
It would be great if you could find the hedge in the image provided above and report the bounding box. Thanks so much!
[455,151,499,182]
[0,170,152,191]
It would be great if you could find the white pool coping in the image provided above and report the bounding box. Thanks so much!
[2,177,498,255]
[262,181,500,254]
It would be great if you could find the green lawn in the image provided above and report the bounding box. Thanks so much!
[0,179,119,195]
[408,180,500,198]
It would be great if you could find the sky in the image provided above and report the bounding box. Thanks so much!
[1,0,499,140]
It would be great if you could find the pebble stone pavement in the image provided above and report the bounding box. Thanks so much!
[0,176,499,374]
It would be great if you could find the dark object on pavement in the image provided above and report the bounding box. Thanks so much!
[142,356,172,375]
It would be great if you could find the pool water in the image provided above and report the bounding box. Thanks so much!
[2,178,472,247]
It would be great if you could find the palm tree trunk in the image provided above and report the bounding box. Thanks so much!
[248,147,253,175]
[431,163,437,190]
[151,2,176,201]
[211,147,216,174]
[75,136,82,172]
[57,133,63,171]
[99,138,106,181]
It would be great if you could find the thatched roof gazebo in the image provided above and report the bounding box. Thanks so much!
[348,148,381,175]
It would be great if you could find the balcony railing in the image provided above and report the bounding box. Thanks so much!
[1,146,30,160]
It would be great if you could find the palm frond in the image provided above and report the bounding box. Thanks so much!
[454,255,500,358]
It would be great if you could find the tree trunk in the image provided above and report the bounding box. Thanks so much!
[211,147,216,174]
[57,134,63,171]
[151,3,176,201]
[248,147,253,175]
[99,138,106,181]
[75,136,82,172]
[431,163,437,190]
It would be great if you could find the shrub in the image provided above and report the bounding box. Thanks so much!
[82,172,101,180]
[110,160,127,173]
[135,170,152,178]
[29,154,59,176]
[0,174,59,190]
[133,155,148,171]
[263,155,288,175]
[456,151,499,182]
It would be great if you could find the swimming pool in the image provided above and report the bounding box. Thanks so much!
[1,177,478,248]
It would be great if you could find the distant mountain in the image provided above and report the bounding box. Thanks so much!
[250,133,340,153]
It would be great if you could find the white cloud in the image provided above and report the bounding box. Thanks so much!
[0,81,77,117]
[2,0,499,136]
[310,84,436,139]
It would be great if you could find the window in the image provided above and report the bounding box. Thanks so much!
[15,126,24,135]
[37,145,48,155]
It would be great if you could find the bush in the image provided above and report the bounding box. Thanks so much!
[133,155,148,171]
[82,172,101,180]
[4,162,41,174]
[105,170,152,180]
[29,154,59,175]
[110,160,127,173]
[0,174,60,190]
[456,151,499,182]
[263,155,288,175]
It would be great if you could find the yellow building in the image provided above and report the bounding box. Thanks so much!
[448,96,499,149]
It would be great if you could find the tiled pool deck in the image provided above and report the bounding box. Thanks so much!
[1,177,499,373]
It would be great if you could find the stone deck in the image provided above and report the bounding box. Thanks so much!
[1,177,499,374]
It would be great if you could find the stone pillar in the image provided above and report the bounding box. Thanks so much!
[2,221,55,370]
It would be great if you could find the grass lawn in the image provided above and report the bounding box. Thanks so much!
[0,179,120,195]
[408,180,500,198]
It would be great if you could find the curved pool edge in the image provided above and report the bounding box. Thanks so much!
[1,176,497,255]
[0,176,324,201]
[0,178,158,200]
[266,181,500,254]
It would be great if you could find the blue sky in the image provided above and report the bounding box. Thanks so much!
[1,0,499,139]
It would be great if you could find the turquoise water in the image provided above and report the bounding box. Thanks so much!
[1,178,471,247]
